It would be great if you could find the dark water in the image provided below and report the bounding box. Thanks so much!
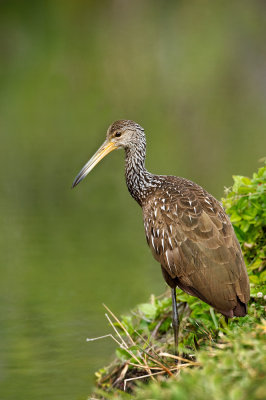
[1,1,266,399]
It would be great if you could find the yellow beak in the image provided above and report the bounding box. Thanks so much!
[72,140,118,188]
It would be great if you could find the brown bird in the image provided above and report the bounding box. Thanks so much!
[72,120,250,350]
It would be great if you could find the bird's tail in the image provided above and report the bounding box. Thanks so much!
[233,297,248,317]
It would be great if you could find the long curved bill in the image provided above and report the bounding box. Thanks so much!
[72,140,118,188]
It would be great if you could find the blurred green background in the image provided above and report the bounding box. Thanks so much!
[0,1,265,399]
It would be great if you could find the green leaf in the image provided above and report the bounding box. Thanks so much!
[249,275,260,284]
[116,347,132,361]
[230,213,242,223]
[257,165,266,178]
[138,303,157,319]
[210,308,219,329]
[232,225,246,241]
[128,345,140,351]
[259,270,266,284]
[240,220,250,232]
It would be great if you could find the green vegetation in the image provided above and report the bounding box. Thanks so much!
[91,163,266,399]
[222,161,266,287]
[127,322,265,400]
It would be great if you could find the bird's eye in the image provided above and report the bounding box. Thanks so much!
[115,132,121,137]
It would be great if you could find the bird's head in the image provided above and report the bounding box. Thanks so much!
[106,120,145,148]
[72,120,145,188]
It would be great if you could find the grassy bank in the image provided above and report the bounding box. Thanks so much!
[90,163,266,399]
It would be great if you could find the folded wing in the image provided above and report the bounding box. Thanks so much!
[143,177,250,316]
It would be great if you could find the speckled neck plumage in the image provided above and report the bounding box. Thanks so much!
[124,135,157,205]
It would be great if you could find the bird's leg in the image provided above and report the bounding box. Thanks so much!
[171,287,179,355]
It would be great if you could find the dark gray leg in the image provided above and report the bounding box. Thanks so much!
[171,287,179,354]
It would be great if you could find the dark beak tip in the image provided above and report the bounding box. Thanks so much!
[72,174,84,189]
[71,179,78,189]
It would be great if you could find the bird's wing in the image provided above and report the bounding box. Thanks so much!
[142,178,250,313]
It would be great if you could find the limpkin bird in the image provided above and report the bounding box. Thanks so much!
[72,120,250,350]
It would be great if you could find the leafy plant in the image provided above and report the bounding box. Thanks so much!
[222,162,266,287]
[92,299,265,400]
[129,321,266,400]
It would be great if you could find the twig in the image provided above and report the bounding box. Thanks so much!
[123,362,200,391]
[137,350,174,376]
[132,328,170,367]
[159,352,200,365]
[86,333,121,347]
[113,363,129,386]
[128,363,163,371]
[123,361,201,390]
[103,304,155,380]
[104,313,142,367]
[104,313,129,350]
[103,303,135,346]
[123,369,167,391]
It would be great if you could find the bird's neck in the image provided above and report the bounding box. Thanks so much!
[125,144,155,205]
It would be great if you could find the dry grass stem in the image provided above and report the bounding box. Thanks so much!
[104,313,143,368]
[103,303,135,346]
[123,370,168,391]
[159,352,200,365]
[103,305,156,381]
[86,334,121,347]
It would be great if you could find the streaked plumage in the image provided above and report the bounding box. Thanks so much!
[142,177,249,318]
[72,119,250,349]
